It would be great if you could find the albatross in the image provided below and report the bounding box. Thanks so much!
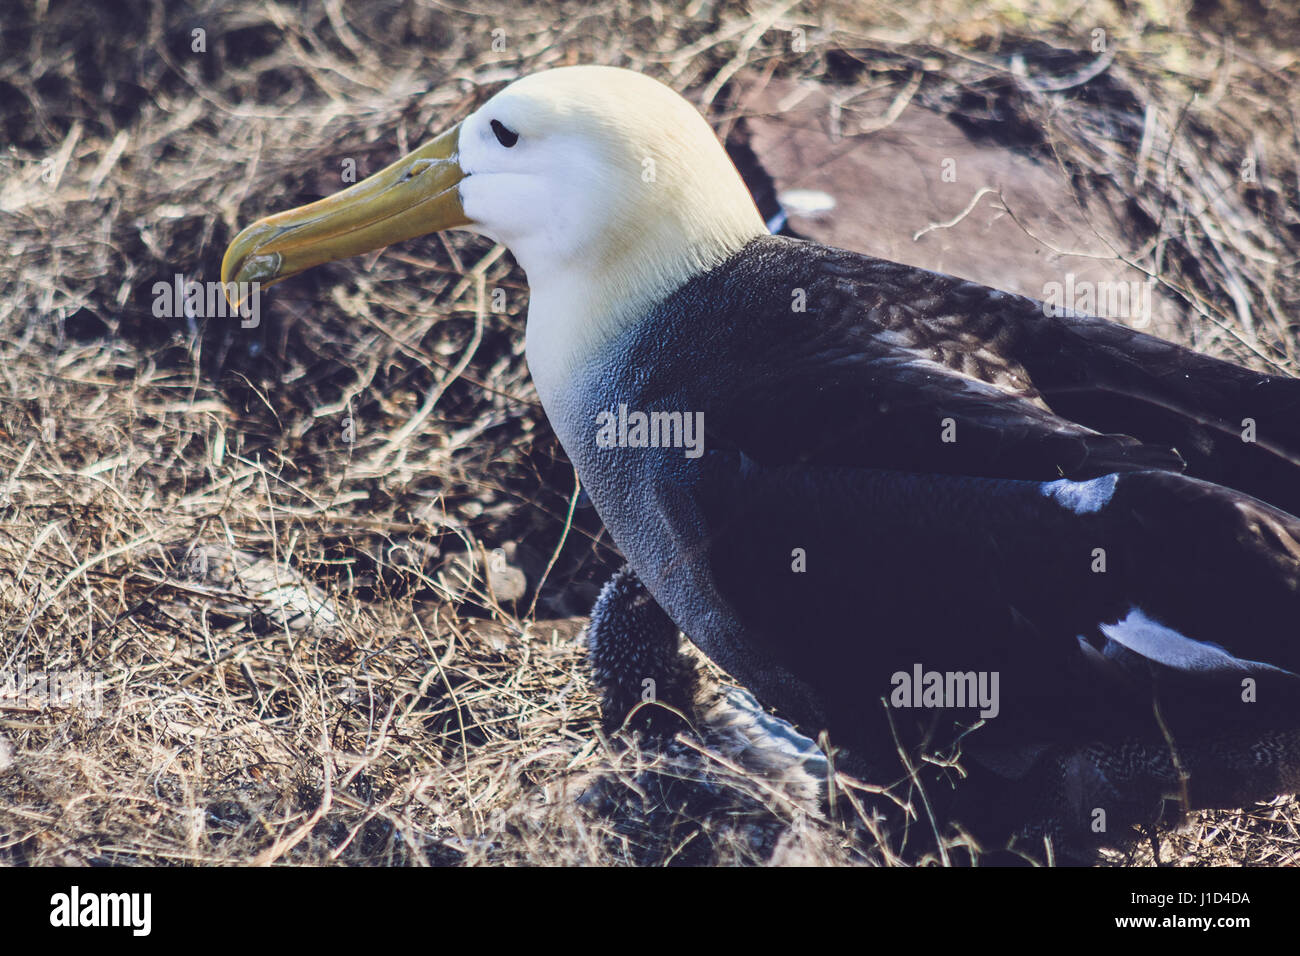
[223,65,1300,856]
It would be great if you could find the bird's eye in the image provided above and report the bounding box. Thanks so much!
[490,119,519,148]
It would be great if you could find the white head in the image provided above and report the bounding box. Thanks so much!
[458,67,764,340]
[223,66,766,403]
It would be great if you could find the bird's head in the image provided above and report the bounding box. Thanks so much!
[222,66,765,384]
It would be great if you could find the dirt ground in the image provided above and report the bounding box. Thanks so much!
[2,0,1299,865]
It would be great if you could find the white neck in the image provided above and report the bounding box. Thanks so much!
[517,201,759,416]
[456,66,769,413]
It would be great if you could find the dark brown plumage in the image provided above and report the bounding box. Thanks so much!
[577,235,1300,860]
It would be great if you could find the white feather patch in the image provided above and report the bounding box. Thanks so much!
[1099,607,1296,676]
[719,686,829,776]
[1040,472,1118,514]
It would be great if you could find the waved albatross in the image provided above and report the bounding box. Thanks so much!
[223,65,1300,855]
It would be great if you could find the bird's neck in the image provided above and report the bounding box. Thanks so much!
[522,219,765,417]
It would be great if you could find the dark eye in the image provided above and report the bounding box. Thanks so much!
[490,119,519,148]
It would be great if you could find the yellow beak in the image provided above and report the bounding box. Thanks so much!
[221,123,471,297]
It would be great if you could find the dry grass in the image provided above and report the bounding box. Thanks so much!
[2,0,1298,865]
